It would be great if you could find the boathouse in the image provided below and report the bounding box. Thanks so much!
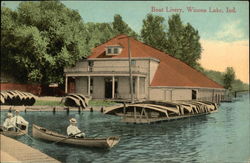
[64,35,225,103]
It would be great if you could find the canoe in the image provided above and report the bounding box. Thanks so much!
[0,125,28,137]
[32,124,120,149]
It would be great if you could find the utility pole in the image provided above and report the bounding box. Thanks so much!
[128,36,134,103]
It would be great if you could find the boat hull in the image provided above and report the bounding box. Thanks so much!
[0,126,28,137]
[32,124,120,149]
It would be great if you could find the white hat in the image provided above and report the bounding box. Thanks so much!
[69,118,77,123]
[7,112,13,117]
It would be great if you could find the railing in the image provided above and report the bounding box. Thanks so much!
[64,66,148,74]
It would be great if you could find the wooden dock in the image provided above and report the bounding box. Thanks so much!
[0,134,60,163]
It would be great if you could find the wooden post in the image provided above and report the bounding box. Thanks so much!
[65,107,69,114]
[112,76,115,99]
[134,106,137,123]
[78,106,81,114]
[90,107,93,112]
[65,76,68,94]
[88,76,91,96]
[100,106,104,113]
[136,76,139,100]
[128,37,134,104]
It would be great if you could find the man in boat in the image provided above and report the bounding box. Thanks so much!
[67,118,85,138]
[12,110,29,131]
[2,113,15,131]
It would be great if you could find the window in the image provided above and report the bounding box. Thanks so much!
[131,60,136,66]
[107,48,112,54]
[192,90,197,100]
[113,48,118,54]
[90,78,93,94]
[88,61,94,72]
[106,46,122,56]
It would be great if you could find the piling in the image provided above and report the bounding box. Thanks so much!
[100,106,104,113]
[90,107,93,112]
[78,107,81,114]
[65,107,69,114]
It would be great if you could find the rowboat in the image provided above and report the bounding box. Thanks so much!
[32,124,120,149]
[0,125,28,137]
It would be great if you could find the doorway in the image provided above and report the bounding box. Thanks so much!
[105,77,118,99]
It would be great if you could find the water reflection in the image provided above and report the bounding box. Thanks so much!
[1,94,249,163]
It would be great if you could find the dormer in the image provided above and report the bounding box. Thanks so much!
[105,45,123,56]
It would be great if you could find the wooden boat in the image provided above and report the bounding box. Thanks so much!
[0,125,28,137]
[32,124,120,149]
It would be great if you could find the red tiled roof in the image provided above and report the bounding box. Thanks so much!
[88,35,224,89]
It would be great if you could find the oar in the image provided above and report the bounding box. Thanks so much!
[12,124,34,140]
[52,131,84,144]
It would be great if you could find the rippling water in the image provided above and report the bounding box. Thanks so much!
[1,94,249,163]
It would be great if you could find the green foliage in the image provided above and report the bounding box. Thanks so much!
[112,14,138,38]
[85,14,138,49]
[223,67,236,90]
[141,14,167,51]
[231,79,249,92]
[86,22,115,49]
[203,68,248,92]
[203,69,224,85]
[1,1,89,84]
[166,14,201,68]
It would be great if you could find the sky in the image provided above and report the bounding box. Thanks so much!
[2,1,249,83]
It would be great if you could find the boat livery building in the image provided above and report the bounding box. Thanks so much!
[64,35,225,103]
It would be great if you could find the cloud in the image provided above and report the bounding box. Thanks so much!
[199,39,249,83]
[215,20,245,41]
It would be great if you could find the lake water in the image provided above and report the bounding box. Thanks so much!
[1,94,249,163]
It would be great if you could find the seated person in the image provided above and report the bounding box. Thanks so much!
[67,118,85,138]
[3,113,15,131]
[12,110,29,130]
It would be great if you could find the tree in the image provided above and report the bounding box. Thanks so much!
[112,14,137,38]
[1,1,89,84]
[85,22,115,49]
[166,14,202,68]
[223,67,236,90]
[141,14,167,51]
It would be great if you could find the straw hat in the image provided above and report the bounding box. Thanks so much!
[69,118,77,123]
[7,112,13,118]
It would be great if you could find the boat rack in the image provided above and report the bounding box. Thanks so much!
[104,100,218,123]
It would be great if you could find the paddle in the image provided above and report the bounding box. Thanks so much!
[52,131,84,144]
[10,123,34,141]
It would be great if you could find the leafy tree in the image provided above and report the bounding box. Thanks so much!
[1,1,89,84]
[166,14,201,68]
[141,14,167,51]
[112,14,137,38]
[223,67,236,90]
[86,22,115,49]
[203,69,224,86]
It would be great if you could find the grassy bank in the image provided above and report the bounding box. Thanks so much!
[34,99,117,107]
[34,100,64,106]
